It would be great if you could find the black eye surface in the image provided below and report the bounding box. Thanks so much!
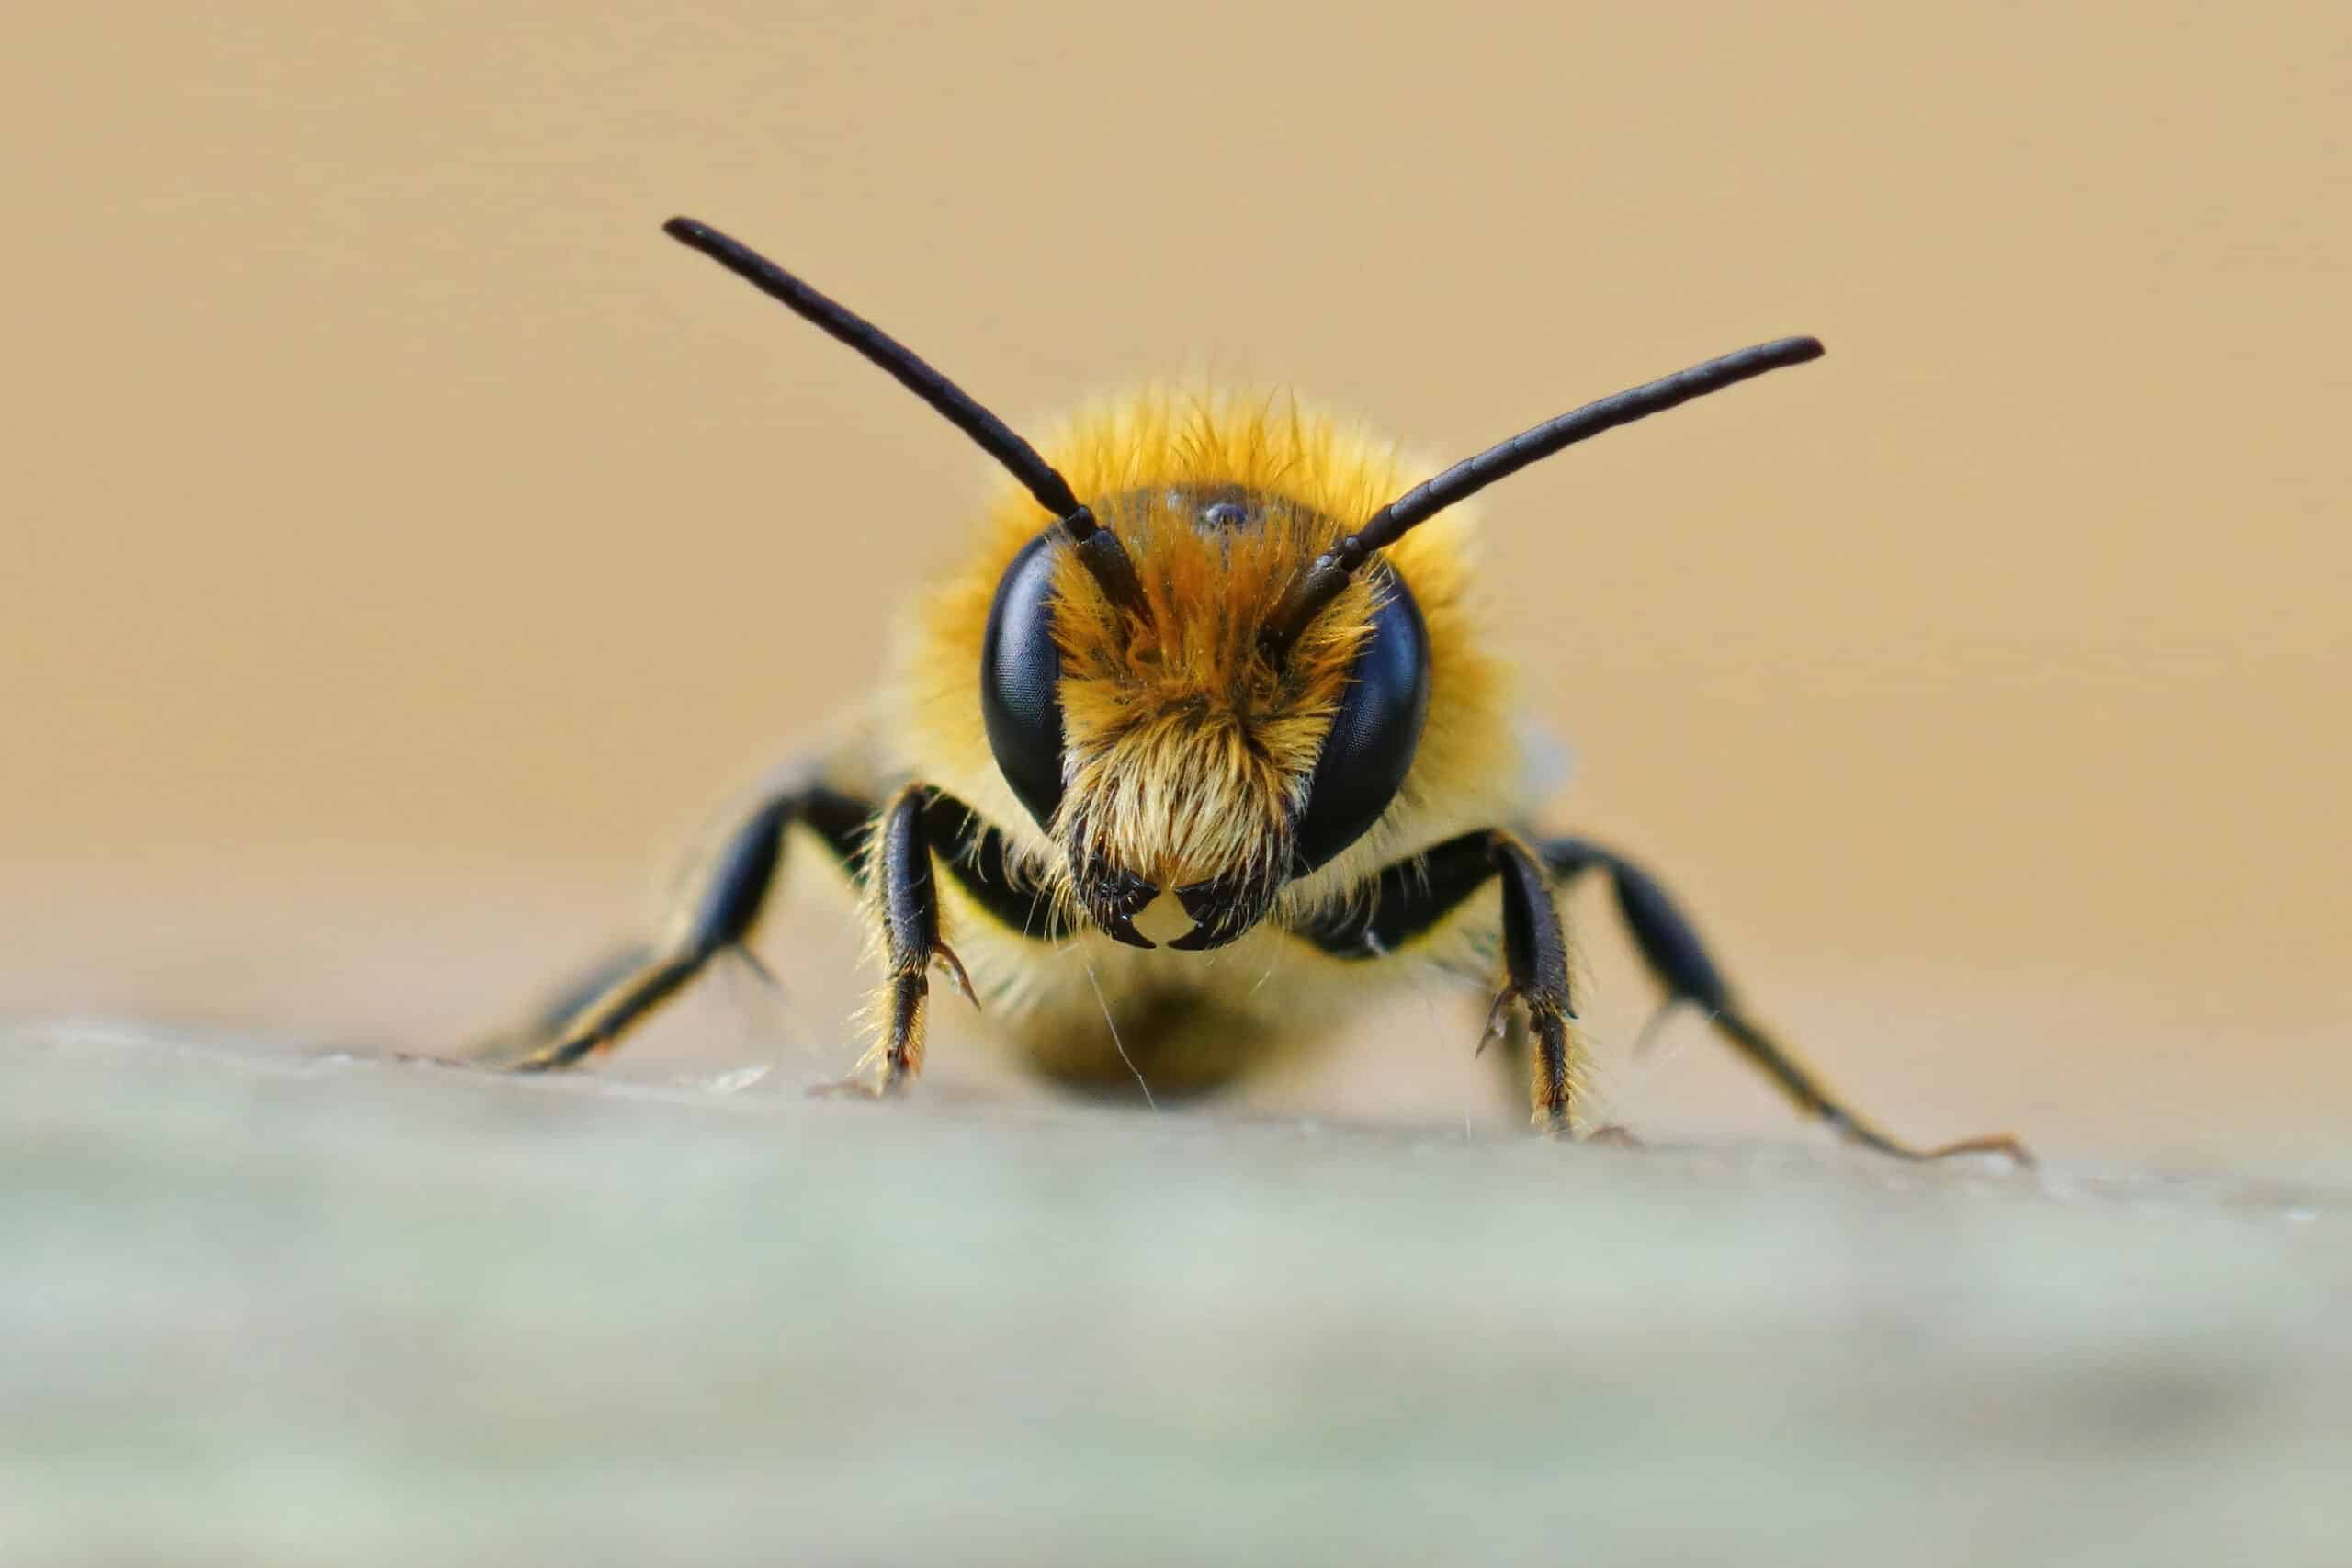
[979,528,1069,829]
[1294,567,1430,872]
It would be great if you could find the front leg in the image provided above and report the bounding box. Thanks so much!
[1487,833,1584,1133]
[854,784,978,1093]
[1295,830,1589,1134]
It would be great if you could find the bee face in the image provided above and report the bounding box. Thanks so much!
[980,486,1430,949]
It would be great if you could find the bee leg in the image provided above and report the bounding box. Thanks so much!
[475,781,875,1073]
[1289,829,1590,1134]
[1488,832,1588,1134]
[839,784,978,1095]
[468,942,658,1066]
[1541,836,2031,1165]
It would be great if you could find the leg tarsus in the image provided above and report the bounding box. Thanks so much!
[1524,1008,1576,1134]
[1822,1102,2035,1166]
[884,968,927,1080]
[508,951,699,1072]
[468,942,654,1067]
[1560,1012,2025,1159]
[1711,1003,2033,1165]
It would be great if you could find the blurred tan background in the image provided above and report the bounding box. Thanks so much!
[2,2,2343,1168]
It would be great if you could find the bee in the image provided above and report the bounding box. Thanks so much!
[479,215,2025,1161]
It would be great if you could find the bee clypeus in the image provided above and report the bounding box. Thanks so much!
[480,216,2025,1161]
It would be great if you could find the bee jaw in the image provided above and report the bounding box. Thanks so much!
[1070,852,1159,949]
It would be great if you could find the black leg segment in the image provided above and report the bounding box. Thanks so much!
[492,783,865,1073]
[1294,829,1583,1130]
[1489,832,1580,1131]
[1543,837,1729,1017]
[869,784,978,1087]
[1539,835,2030,1164]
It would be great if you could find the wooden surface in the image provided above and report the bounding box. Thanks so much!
[5,1019,2347,1566]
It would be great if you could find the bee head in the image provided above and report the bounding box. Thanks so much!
[980,480,1430,949]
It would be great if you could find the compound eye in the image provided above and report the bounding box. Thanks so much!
[979,529,1069,829]
[1292,567,1431,872]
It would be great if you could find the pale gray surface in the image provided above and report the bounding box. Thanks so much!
[5,1020,2347,1566]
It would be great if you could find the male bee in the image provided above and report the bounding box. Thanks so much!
[481,215,2023,1160]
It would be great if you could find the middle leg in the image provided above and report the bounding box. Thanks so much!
[487,783,868,1073]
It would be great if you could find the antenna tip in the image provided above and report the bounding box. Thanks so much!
[662,216,711,246]
[1783,335,1827,363]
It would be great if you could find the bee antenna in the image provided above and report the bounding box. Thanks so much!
[1259,335,1826,661]
[662,217,1150,622]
